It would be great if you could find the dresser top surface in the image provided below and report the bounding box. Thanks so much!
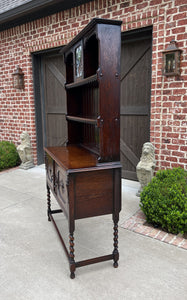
[45,145,98,170]
[44,145,121,172]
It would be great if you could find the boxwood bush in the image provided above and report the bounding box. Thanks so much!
[140,167,187,235]
[0,141,20,171]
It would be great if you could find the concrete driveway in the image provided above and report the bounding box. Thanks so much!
[0,166,186,300]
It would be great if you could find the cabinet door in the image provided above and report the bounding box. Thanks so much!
[55,164,69,218]
[45,154,54,190]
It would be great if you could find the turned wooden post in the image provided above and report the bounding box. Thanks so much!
[113,221,119,268]
[69,233,76,279]
[47,184,51,221]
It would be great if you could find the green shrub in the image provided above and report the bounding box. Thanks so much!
[0,141,20,171]
[140,167,187,235]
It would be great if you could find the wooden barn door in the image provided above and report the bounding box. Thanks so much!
[42,52,67,147]
[120,28,152,180]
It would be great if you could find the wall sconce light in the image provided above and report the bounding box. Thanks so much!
[12,66,24,89]
[162,40,182,76]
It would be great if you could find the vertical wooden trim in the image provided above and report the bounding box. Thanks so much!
[68,174,75,233]
[40,57,47,148]
[97,23,121,162]
[32,54,44,164]
[113,167,121,222]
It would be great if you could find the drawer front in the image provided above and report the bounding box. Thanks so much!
[45,153,54,190]
[55,164,69,218]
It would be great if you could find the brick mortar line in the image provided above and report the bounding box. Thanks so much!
[121,209,187,250]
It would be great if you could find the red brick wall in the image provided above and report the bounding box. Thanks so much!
[0,0,186,169]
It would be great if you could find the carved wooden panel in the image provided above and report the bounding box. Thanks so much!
[55,164,69,218]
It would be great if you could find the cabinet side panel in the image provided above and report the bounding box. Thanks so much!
[74,169,113,219]
[97,24,121,162]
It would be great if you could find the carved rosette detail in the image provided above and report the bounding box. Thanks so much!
[55,170,66,204]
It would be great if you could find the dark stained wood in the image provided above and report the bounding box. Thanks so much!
[45,154,121,278]
[75,169,114,219]
[45,145,98,170]
[65,74,98,89]
[66,115,97,125]
[63,19,122,163]
[44,19,122,279]
[97,23,121,162]
[120,30,152,180]
[75,254,113,268]
[62,18,123,54]
[45,146,121,173]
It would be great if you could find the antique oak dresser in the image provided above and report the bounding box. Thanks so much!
[44,18,122,279]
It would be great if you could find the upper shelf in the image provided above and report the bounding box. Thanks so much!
[66,115,97,125]
[60,18,122,56]
[65,74,98,90]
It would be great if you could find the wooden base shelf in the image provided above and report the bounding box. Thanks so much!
[75,254,114,268]
[48,208,117,279]
[49,210,69,259]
